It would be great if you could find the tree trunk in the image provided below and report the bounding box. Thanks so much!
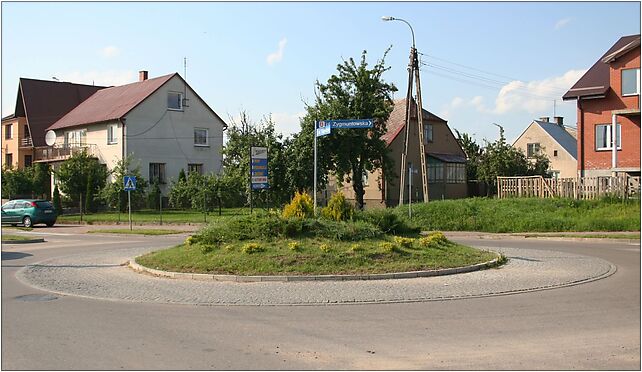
[352,163,365,210]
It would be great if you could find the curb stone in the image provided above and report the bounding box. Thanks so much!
[128,253,503,283]
[2,238,45,244]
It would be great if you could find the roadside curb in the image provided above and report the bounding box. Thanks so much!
[128,253,503,282]
[2,238,45,244]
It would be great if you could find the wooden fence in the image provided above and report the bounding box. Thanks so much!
[497,175,641,200]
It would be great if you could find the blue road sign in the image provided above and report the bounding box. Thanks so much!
[320,119,373,129]
[316,121,331,137]
[123,176,137,191]
[251,147,269,190]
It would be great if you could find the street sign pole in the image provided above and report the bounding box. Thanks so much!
[128,190,132,231]
[314,120,317,216]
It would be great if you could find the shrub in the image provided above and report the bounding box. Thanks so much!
[393,236,414,248]
[184,236,198,246]
[288,241,301,252]
[419,232,449,248]
[356,208,419,235]
[201,244,216,254]
[53,185,63,215]
[379,242,397,253]
[282,192,314,219]
[242,243,264,254]
[319,244,330,253]
[316,219,381,241]
[349,243,363,252]
[321,192,354,221]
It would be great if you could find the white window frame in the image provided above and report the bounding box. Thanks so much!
[621,68,640,97]
[595,124,621,151]
[107,124,118,145]
[167,92,183,111]
[194,128,209,147]
[64,129,87,147]
[527,143,541,158]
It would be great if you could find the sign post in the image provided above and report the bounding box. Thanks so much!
[123,176,136,231]
[313,119,372,214]
[250,146,269,214]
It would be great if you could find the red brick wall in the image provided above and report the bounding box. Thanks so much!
[578,46,640,173]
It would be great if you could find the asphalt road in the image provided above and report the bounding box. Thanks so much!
[2,225,639,370]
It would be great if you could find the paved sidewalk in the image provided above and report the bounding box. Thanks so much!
[17,244,615,306]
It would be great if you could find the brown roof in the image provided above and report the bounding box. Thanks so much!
[48,73,175,130]
[12,78,105,146]
[381,98,447,145]
[563,34,641,101]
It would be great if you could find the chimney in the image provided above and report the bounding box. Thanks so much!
[539,116,550,123]
[139,71,148,82]
[553,116,564,126]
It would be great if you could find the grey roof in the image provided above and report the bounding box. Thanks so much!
[428,153,467,163]
[534,120,577,159]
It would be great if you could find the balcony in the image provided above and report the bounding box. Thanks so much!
[34,144,98,162]
[20,137,33,147]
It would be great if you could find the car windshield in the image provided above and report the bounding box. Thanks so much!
[35,201,53,208]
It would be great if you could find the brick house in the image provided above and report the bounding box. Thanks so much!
[563,34,640,178]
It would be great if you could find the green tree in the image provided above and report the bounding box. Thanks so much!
[53,184,63,214]
[99,157,148,212]
[85,171,95,212]
[147,181,162,210]
[178,168,187,183]
[32,163,51,199]
[455,129,483,181]
[1,166,33,199]
[297,49,397,209]
[55,150,108,206]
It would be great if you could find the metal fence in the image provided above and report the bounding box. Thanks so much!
[497,175,640,200]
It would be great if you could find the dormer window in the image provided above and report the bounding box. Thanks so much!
[622,68,640,96]
[168,92,183,110]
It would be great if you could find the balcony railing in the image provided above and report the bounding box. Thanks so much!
[20,137,33,147]
[34,144,98,162]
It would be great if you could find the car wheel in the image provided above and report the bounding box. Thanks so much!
[22,216,32,228]
[46,222,55,227]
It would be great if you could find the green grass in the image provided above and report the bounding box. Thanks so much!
[1,226,33,231]
[87,229,187,235]
[393,197,640,233]
[136,236,499,275]
[57,208,249,224]
[2,234,34,241]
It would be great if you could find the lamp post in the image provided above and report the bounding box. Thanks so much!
[382,16,429,206]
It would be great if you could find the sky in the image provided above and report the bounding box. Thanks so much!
[1,1,640,144]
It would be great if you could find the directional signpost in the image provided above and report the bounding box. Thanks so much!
[123,176,136,231]
[314,119,373,214]
[250,147,269,213]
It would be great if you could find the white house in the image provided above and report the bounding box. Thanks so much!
[42,71,226,193]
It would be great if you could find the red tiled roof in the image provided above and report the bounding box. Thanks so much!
[563,34,640,101]
[13,79,105,146]
[48,73,175,130]
[381,98,447,146]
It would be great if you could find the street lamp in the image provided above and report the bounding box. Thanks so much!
[382,16,429,206]
[381,16,415,48]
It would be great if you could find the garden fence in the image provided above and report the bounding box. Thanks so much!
[497,175,640,200]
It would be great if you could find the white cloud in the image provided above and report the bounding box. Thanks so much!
[271,111,305,138]
[266,38,287,65]
[100,46,121,58]
[472,69,587,115]
[56,70,136,86]
[451,96,464,108]
[555,18,571,30]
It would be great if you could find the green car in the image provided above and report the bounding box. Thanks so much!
[1,199,57,228]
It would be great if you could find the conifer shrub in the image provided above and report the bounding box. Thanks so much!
[321,192,354,221]
[282,191,314,219]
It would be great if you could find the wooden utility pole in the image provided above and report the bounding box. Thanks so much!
[398,46,429,206]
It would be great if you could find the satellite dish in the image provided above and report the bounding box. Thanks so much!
[45,130,57,146]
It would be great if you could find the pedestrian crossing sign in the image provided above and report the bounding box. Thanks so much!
[123,176,137,191]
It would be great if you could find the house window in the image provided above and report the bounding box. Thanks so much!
[622,68,640,96]
[188,163,203,175]
[149,163,166,184]
[428,160,444,183]
[446,163,466,184]
[168,92,183,110]
[23,125,30,138]
[5,124,12,139]
[4,153,12,168]
[362,171,369,186]
[64,129,87,147]
[553,150,558,157]
[24,155,32,167]
[194,128,208,146]
[595,124,621,150]
[551,171,560,179]
[527,143,541,158]
[107,124,118,144]
[424,124,433,143]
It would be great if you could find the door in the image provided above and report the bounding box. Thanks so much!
[1,201,17,223]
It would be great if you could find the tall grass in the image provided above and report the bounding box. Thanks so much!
[390,197,640,232]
